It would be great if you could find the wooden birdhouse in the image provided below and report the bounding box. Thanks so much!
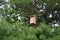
[30,15,37,25]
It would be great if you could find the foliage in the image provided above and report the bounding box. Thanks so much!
[0,0,60,40]
[0,18,60,40]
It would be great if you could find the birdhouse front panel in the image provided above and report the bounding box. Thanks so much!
[30,15,36,25]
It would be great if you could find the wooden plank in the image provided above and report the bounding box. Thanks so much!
[30,15,36,25]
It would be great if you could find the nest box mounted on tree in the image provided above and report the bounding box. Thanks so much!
[30,15,37,26]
